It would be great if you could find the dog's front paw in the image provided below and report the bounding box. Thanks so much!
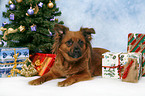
[28,78,44,85]
[58,80,74,87]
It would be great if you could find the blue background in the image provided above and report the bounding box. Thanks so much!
[1,0,145,52]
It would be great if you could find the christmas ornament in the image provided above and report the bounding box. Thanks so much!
[2,22,8,27]
[26,13,30,16]
[9,0,13,4]
[47,1,54,8]
[16,0,23,3]
[2,28,18,40]
[0,27,7,32]
[18,25,25,32]
[31,24,37,31]
[26,5,39,16]
[48,29,52,36]
[55,18,58,22]
[33,4,39,15]
[38,2,43,8]
[10,13,14,20]
[50,17,55,21]
[27,7,34,15]
[0,25,26,40]
[9,4,15,10]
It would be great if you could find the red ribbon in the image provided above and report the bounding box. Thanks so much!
[102,56,124,78]
[122,60,134,79]
[102,65,124,78]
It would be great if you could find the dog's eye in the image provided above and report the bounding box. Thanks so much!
[66,39,73,47]
[78,40,84,47]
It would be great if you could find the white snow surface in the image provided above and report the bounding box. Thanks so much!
[0,76,145,96]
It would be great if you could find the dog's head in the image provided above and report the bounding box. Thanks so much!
[53,24,95,61]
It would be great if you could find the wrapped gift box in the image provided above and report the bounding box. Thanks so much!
[102,52,122,79]
[120,52,142,80]
[0,47,29,63]
[127,33,145,76]
[122,58,140,83]
[142,53,145,76]
[127,33,145,53]
[102,52,142,80]
[0,47,29,78]
[31,53,56,76]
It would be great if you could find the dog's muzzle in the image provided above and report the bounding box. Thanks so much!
[59,46,89,62]
[68,47,82,58]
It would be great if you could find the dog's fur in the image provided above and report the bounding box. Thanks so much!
[29,24,109,87]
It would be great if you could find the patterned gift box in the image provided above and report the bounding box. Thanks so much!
[0,47,29,78]
[102,52,142,79]
[31,53,56,76]
[120,52,142,80]
[127,33,145,76]
[0,47,29,62]
[102,52,122,79]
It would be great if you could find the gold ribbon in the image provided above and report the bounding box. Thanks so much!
[0,49,26,77]
[0,25,25,40]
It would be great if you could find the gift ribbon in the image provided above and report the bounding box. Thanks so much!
[0,49,28,77]
[0,61,26,65]
[30,53,56,74]
[102,56,124,78]
[102,65,124,78]
[122,60,134,79]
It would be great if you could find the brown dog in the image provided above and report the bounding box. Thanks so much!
[29,24,109,87]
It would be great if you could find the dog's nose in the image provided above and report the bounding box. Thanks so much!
[74,47,80,53]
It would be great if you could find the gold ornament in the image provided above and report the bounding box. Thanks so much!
[0,25,25,40]
[33,4,39,15]
[55,18,58,21]
[9,0,13,4]
[0,27,7,31]
[26,13,30,16]
[18,25,25,32]
[16,0,23,3]
[47,1,54,8]
[2,28,18,40]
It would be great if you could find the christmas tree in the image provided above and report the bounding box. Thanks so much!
[0,0,63,54]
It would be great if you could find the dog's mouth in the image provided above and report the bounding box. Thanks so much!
[67,47,82,58]
[68,52,82,58]
[59,47,89,62]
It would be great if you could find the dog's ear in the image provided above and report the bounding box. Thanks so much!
[80,27,95,41]
[52,24,69,54]
[54,24,69,35]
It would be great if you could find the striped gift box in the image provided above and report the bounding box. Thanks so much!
[127,33,145,53]
[127,33,145,76]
